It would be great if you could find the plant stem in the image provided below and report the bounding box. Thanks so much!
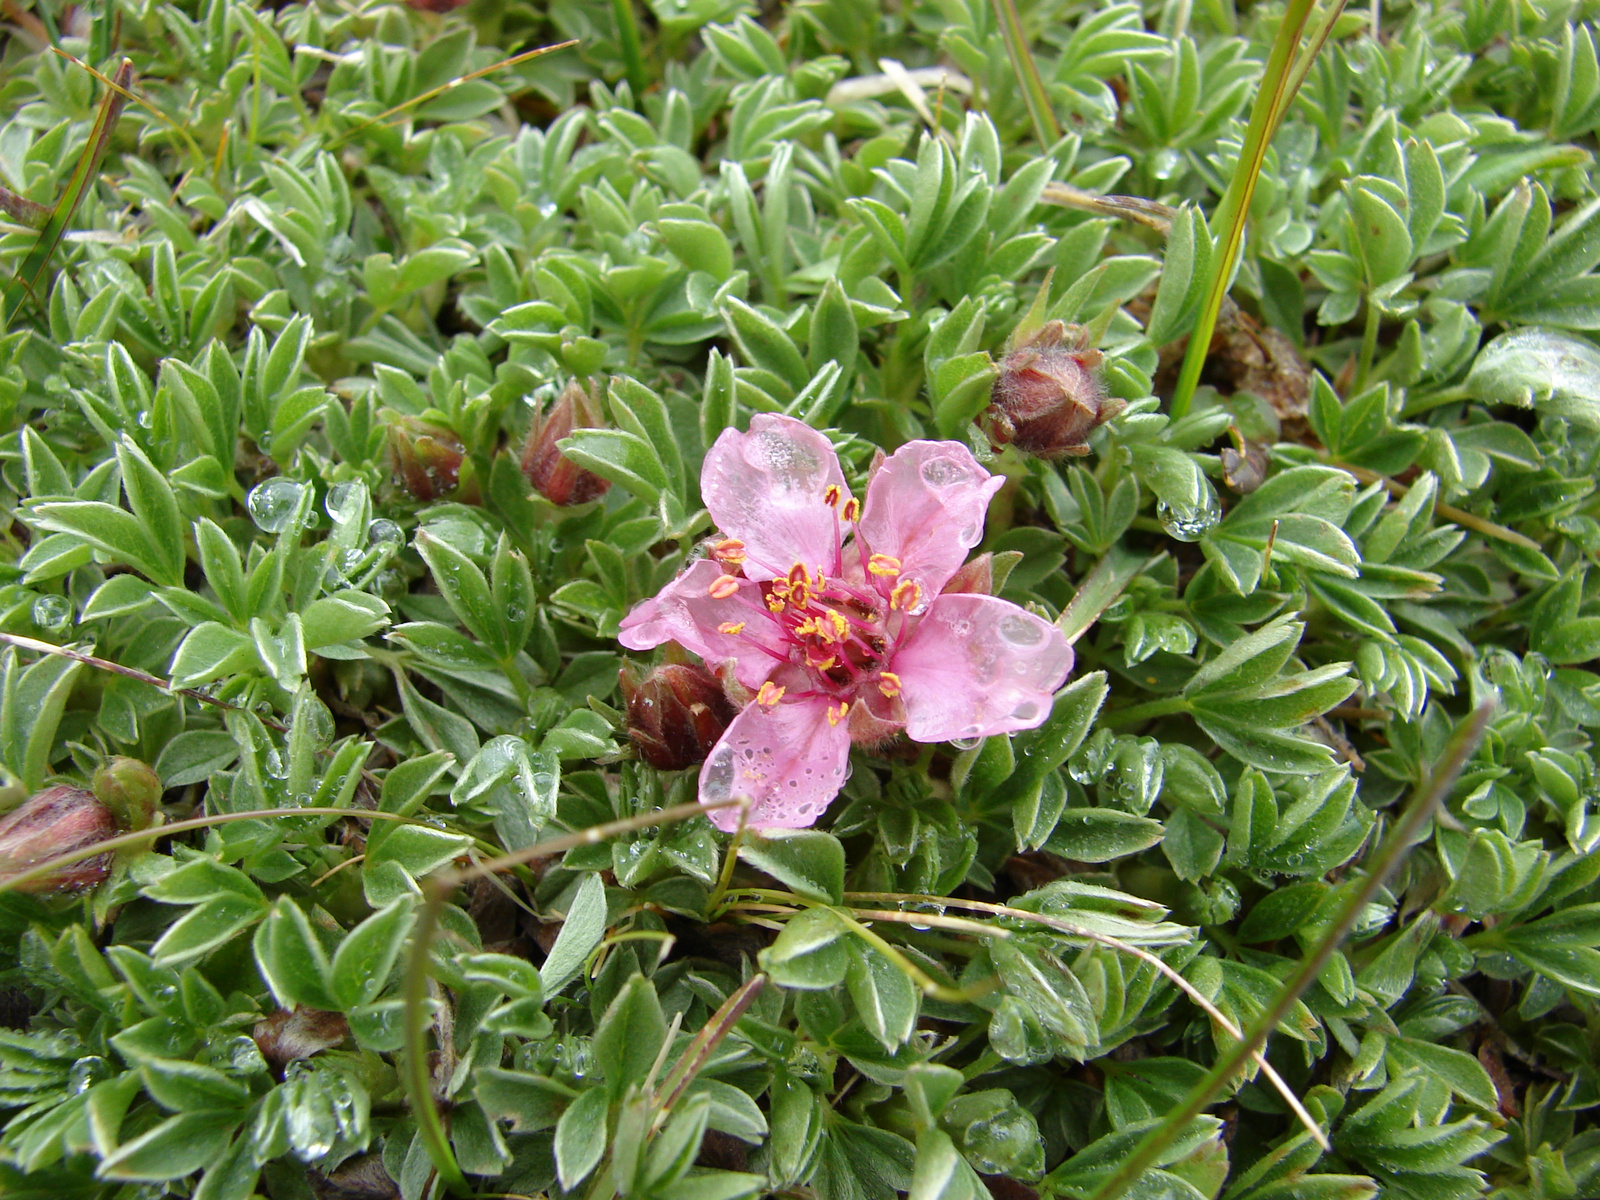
[1085,703,1491,1200]
[1101,695,1192,727]
[1332,461,1543,551]
[403,883,471,1197]
[1355,295,1381,392]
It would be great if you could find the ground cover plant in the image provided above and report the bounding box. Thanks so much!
[5,0,1600,1196]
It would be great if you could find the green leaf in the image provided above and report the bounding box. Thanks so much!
[739,830,846,904]
[415,530,506,656]
[330,897,416,1010]
[1467,327,1600,429]
[845,941,919,1052]
[97,1111,240,1181]
[554,1086,610,1190]
[594,973,667,1100]
[541,873,609,995]
[760,907,851,989]
[253,897,338,1011]
[1044,808,1165,862]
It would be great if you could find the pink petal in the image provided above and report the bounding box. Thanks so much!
[701,414,852,582]
[618,559,787,691]
[889,594,1073,743]
[698,695,852,831]
[857,441,1003,599]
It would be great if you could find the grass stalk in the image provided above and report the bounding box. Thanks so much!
[3,58,132,324]
[1168,0,1333,419]
[990,0,1061,147]
[1085,703,1492,1200]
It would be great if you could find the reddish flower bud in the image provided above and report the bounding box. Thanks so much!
[388,415,465,503]
[92,756,161,832]
[0,785,117,893]
[522,380,612,507]
[983,321,1122,459]
[940,552,995,596]
[620,663,736,771]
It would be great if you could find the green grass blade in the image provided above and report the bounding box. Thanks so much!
[2,57,132,325]
[991,0,1062,147]
[1167,0,1329,419]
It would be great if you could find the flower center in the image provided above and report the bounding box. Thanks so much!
[706,484,925,716]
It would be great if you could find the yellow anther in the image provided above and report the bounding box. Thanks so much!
[713,538,747,564]
[868,554,902,577]
[794,617,819,637]
[890,579,922,612]
[826,701,849,727]
[766,595,786,613]
[842,498,861,523]
[878,671,902,698]
[708,574,740,599]
[824,484,842,508]
[829,610,848,640]
[808,654,837,671]
[756,681,786,708]
[717,621,745,636]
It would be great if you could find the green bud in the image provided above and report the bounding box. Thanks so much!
[92,756,162,831]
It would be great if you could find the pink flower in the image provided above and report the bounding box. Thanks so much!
[619,414,1073,831]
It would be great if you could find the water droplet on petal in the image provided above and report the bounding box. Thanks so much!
[920,456,969,487]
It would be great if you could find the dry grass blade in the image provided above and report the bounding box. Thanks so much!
[402,796,742,1193]
[0,631,291,732]
[845,893,1330,1150]
[330,40,579,147]
[1086,702,1493,1200]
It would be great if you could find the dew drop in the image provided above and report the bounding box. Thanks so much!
[920,456,968,487]
[1155,481,1222,542]
[324,480,364,524]
[999,614,1046,647]
[68,1055,108,1094]
[248,478,310,534]
[701,747,735,801]
[31,594,72,631]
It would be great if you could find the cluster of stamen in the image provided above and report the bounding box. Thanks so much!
[703,483,926,719]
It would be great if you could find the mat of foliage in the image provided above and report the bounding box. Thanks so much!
[3,0,1600,1197]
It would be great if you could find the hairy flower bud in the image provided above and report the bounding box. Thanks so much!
[388,415,466,503]
[92,756,161,831]
[620,663,736,771]
[983,320,1121,459]
[522,380,612,506]
[0,785,117,893]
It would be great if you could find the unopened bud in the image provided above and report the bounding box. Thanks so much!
[983,321,1121,459]
[940,552,994,596]
[0,786,117,893]
[388,415,465,502]
[92,757,161,831]
[522,380,612,506]
[620,663,736,771]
